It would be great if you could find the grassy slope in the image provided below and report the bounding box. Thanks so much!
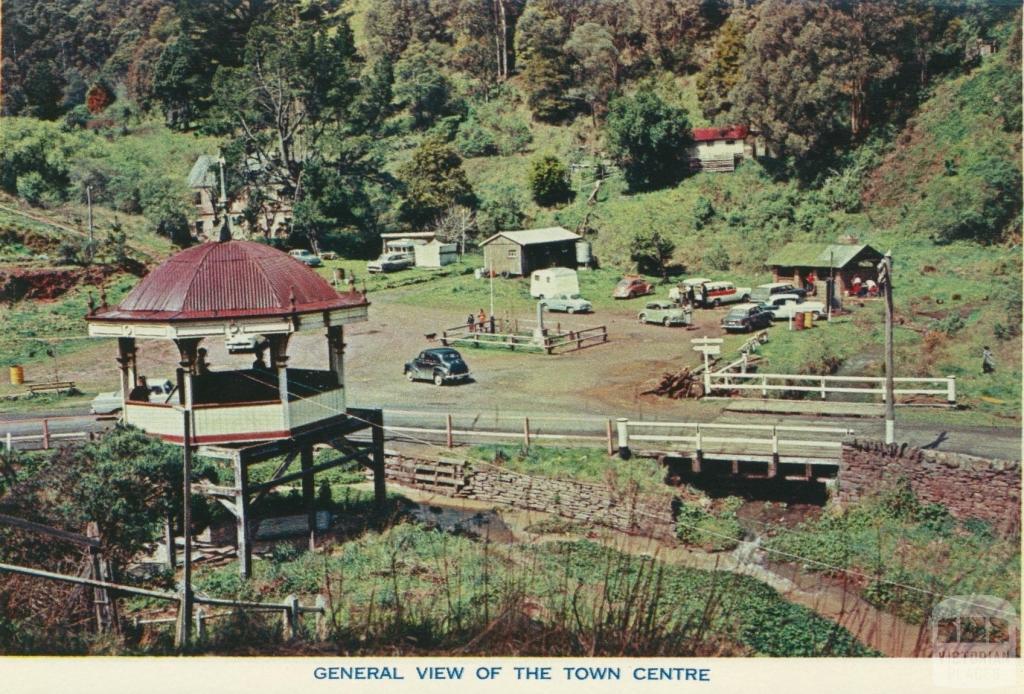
[458,52,1021,420]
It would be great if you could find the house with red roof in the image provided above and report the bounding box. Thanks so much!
[687,125,760,172]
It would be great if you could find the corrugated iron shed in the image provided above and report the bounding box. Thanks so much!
[480,227,580,247]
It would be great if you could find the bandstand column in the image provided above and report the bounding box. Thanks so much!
[327,325,344,391]
[268,335,291,430]
[115,337,137,407]
[301,445,316,551]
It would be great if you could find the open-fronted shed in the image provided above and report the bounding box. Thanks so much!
[767,242,884,298]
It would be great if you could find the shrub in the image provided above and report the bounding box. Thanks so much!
[702,245,731,271]
[528,155,572,206]
[455,118,497,157]
[630,229,675,277]
[693,196,715,229]
[15,172,50,206]
[675,497,743,551]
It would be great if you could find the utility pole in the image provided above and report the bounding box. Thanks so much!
[86,185,94,244]
[879,251,895,444]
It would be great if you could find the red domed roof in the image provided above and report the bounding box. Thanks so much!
[88,241,366,322]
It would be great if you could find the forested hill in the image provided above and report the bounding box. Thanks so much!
[1,0,1021,258]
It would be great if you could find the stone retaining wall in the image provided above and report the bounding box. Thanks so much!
[839,440,1020,537]
[383,455,678,540]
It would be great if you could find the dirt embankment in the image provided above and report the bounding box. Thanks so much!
[0,265,118,301]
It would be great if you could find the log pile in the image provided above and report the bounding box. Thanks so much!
[642,366,704,399]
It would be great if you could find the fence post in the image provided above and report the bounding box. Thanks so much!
[194,608,206,642]
[693,426,703,473]
[947,375,956,405]
[315,595,328,641]
[616,418,630,460]
[769,426,779,479]
[523,417,531,449]
[41,419,50,450]
[606,419,614,456]
[761,375,767,397]
[4,432,10,453]
[283,594,300,640]
[820,377,827,400]
[741,352,748,374]
[445,414,453,448]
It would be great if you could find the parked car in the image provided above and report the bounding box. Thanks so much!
[288,249,323,267]
[638,301,692,327]
[543,293,593,313]
[668,277,712,304]
[404,348,471,386]
[721,303,773,333]
[760,293,826,321]
[90,378,175,415]
[749,282,807,304]
[613,276,655,299]
[367,252,415,273]
[696,280,751,308]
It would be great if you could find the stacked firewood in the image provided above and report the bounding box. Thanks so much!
[642,367,704,399]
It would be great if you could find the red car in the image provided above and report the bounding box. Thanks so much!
[613,276,655,299]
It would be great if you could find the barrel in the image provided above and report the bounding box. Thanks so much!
[804,311,814,328]
[9,365,24,385]
[793,312,804,331]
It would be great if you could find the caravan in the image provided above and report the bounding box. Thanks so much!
[530,267,580,299]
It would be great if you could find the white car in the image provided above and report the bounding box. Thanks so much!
[760,294,826,320]
[90,378,174,415]
[542,293,593,313]
[288,249,323,267]
[367,253,414,273]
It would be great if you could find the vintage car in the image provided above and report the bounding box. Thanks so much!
[288,249,323,267]
[613,276,655,299]
[696,280,752,308]
[367,252,415,273]
[543,293,593,314]
[749,282,807,304]
[404,348,471,386]
[760,293,826,321]
[668,277,712,304]
[721,303,773,333]
[638,301,692,327]
[90,378,175,415]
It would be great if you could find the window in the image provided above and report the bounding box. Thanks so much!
[507,248,518,259]
[725,140,735,145]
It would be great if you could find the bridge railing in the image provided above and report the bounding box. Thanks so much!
[615,419,855,463]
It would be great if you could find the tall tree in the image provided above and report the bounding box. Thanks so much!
[696,14,748,122]
[566,22,620,124]
[516,0,574,121]
[398,136,475,228]
[604,91,692,191]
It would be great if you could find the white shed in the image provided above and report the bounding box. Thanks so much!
[414,240,458,268]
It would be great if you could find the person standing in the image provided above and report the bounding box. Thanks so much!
[466,313,476,334]
[982,346,995,374]
[477,308,487,333]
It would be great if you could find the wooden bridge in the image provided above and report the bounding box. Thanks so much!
[615,419,856,482]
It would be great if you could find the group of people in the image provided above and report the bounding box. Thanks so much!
[466,309,496,334]
[850,275,879,297]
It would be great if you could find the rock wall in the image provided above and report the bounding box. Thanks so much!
[383,455,678,540]
[839,440,1020,537]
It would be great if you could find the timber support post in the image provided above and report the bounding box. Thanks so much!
[369,409,386,509]
[235,453,253,579]
[301,445,316,552]
[315,594,328,640]
[283,594,301,640]
[616,418,630,460]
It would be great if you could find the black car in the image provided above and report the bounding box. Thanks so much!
[721,304,773,333]
[404,348,471,386]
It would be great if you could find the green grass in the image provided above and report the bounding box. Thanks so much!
[180,522,876,656]
[764,482,1020,624]
[466,444,672,497]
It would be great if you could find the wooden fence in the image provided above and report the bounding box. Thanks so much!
[440,322,608,354]
[704,371,957,405]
